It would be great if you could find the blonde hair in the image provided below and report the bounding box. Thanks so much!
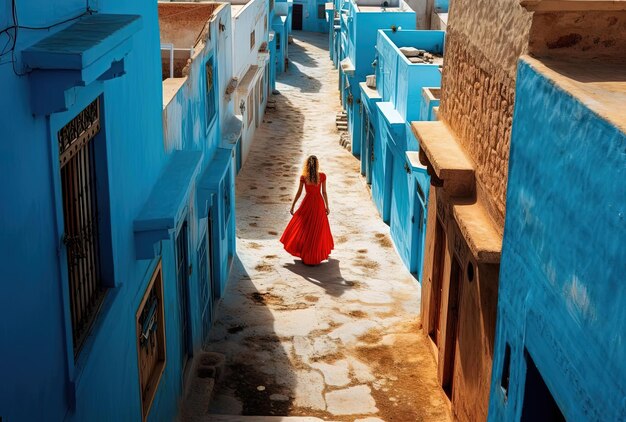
[302,155,320,185]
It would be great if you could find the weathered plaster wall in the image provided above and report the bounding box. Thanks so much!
[488,58,626,422]
[529,11,626,60]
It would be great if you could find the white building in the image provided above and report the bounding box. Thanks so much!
[231,0,272,164]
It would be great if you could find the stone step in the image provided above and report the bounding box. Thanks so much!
[179,352,227,422]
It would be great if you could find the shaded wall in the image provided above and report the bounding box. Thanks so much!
[0,0,172,420]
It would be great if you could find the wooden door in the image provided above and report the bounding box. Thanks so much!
[442,257,462,399]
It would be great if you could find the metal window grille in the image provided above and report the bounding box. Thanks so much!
[58,98,106,357]
[176,221,191,368]
[276,32,281,51]
[197,227,213,340]
[136,262,166,420]
[206,60,216,125]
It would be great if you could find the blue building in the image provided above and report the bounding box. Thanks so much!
[335,0,416,155]
[371,29,443,278]
[487,55,626,421]
[0,1,240,420]
[271,0,292,75]
[292,0,329,32]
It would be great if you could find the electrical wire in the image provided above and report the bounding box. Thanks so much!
[0,0,93,76]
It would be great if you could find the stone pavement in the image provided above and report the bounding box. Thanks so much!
[204,32,451,422]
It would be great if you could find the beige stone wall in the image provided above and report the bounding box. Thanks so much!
[439,0,532,229]
[439,3,626,229]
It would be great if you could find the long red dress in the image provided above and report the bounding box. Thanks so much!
[280,173,334,265]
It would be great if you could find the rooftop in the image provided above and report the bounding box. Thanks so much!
[158,2,220,48]
[522,55,626,133]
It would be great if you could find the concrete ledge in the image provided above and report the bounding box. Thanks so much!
[411,121,475,196]
[340,57,355,76]
[406,151,427,172]
[162,77,187,108]
[520,0,626,11]
[359,82,381,100]
[453,201,502,264]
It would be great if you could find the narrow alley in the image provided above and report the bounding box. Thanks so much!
[203,32,450,421]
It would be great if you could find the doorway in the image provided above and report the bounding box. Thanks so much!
[198,215,215,341]
[429,219,445,345]
[521,352,566,421]
[293,3,303,30]
[442,256,462,399]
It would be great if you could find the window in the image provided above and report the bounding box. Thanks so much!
[58,98,107,357]
[206,59,217,126]
[501,343,511,397]
[318,4,326,19]
[247,92,254,126]
[197,228,212,340]
[264,15,268,32]
[259,77,265,105]
[270,0,274,11]
[176,221,192,370]
[250,29,256,50]
[276,32,281,51]
[136,261,166,421]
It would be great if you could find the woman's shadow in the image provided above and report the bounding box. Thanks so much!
[282,258,355,297]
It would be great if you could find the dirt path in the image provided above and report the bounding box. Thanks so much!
[205,32,451,422]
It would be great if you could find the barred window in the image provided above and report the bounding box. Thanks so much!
[136,261,166,420]
[58,98,107,357]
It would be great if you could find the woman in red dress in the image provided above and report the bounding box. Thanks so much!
[280,155,334,265]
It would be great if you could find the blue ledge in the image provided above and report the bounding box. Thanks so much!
[273,15,288,26]
[134,150,203,260]
[406,151,427,173]
[197,148,232,216]
[377,102,406,138]
[220,115,243,150]
[22,14,142,115]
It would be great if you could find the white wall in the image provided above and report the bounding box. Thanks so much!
[231,0,270,80]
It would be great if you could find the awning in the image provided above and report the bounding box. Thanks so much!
[134,150,203,259]
[22,14,142,115]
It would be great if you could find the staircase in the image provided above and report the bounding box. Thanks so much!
[336,111,351,152]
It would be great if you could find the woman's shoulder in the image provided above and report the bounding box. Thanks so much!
[320,172,326,181]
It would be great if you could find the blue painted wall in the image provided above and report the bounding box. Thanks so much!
[488,59,626,421]
[294,0,328,33]
[370,29,442,278]
[338,5,415,157]
[434,0,448,12]
[0,1,237,420]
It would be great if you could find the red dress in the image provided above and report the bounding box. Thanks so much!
[281,173,334,265]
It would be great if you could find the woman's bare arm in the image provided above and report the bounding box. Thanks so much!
[290,180,304,215]
[322,178,330,215]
